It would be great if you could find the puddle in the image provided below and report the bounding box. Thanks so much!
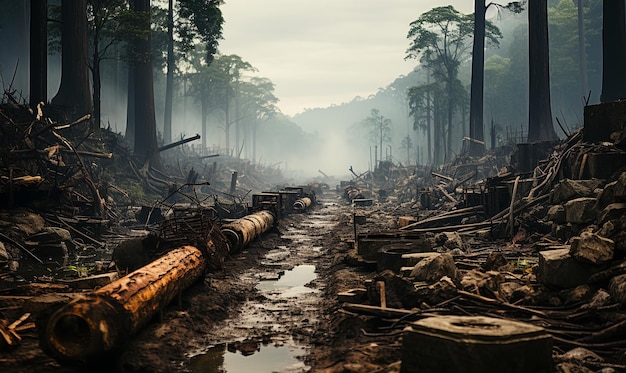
[257,265,317,297]
[189,341,309,373]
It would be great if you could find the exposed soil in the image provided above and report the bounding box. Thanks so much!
[1,190,399,373]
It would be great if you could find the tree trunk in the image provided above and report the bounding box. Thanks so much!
[91,4,102,129]
[446,74,453,162]
[601,0,626,103]
[527,0,557,142]
[469,0,486,156]
[131,0,161,169]
[577,0,589,101]
[201,99,208,154]
[426,74,432,165]
[125,62,136,145]
[52,0,92,116]
[163,0,174,144]
[29,0,47,108]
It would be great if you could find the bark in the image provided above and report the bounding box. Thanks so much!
[163,0,174,144]
[469,0,486,156]
[527,0,557,142]
[131,0,161,169]
[125,62,136,145]
[601,0,626,102]
[29,0,47,108]
[577,0,589,100]
[52,0,92,116]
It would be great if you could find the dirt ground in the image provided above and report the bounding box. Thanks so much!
[1,190,403,373]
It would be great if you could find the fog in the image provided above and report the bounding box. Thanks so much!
[1,1,602,183]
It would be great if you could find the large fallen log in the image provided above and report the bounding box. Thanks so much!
[221,210,276,253]
[293,197,312,212]
[40,244,207,363]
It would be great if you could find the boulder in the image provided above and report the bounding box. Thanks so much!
[565,197,598,224]
[597,181,617,208]
[569,232,615,265]
[538,248,604,288]
[609,273,626,306]
[551,179,604,204]
[598,203,626,226]
[615,172,626,201]
[546,205,566,224]
[410,253,457,283]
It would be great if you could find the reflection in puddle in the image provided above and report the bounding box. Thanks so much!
[189,342,308,373]
[257,265,317,297]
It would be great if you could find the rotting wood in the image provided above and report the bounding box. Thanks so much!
[221,210,276,254]
[40,244,208,363]
[158,134,200,153]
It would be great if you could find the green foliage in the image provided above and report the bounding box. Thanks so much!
[177,0,224,64]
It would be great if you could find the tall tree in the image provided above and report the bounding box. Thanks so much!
[130,0,160,168]
[163,0,224,145]
[52,0,93,117]
[527,0,558,142]
[88,0,126,128]
[237,76,278,162]
[406,6,476,161]
[30,0,47,107]
[601,0,626,102]
[364,108,392,166]
[468,1,518,156]
[577,0,589,99]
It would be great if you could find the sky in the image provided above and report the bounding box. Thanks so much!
[218,1,475,117]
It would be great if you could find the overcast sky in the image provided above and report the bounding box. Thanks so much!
[217,1,475,117]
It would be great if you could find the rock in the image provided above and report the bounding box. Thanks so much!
[482,252,509,271]
[410,253,457,283]
[555,362,594,373]
[569,232,615,265]
[0,241,8,262]
[609,273,626,306]
[598,220,618,238]
[460,269,504,294]
[597,203,626,225]
[546,205,566,224]
[559,285,595,305]
[581,289,613,310]
[614,172,626,201]
[551,179,604,204]
[538,248,604,288]
[27,227,72,243]
[598,181,617,208]
[565,197,598,224]
[559,347,604,364]
[434,232,464,251]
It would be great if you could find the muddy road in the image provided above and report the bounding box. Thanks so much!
[1,190,399,373]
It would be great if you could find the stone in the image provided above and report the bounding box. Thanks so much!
[598,203,626,226]
[565,197,598,224]
[434,231,464,251]
[538,248,604,288]
[400,316,552,373]
[609,274,626,306]
[598,181,617,208]
[570,232,615,265]
[546,205,566,223]
[409,253,457,283]
[0,241,8,262]
[551,179,604,204]
[615,172,626,201]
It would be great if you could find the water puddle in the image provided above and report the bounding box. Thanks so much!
[257,265,317,297]
[189,341,309,373]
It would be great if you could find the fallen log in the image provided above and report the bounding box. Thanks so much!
[293,197,312,212]
[221,210,276,254]
[40,244,208,363]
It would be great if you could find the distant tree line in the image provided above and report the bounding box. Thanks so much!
[1,0,279,173]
